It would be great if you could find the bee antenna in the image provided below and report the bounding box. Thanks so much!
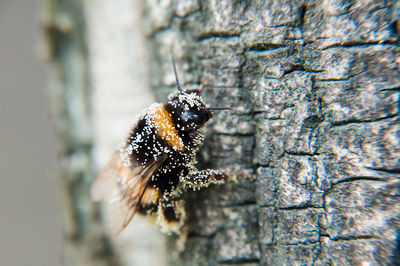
[171,56,184,93]
[208,107,232,111]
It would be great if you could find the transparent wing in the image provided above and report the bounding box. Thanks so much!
[91,152,163,234]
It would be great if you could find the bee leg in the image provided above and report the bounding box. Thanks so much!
[157,197,185,234]
[182,169,229,190]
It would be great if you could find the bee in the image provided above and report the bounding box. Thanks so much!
[91,58,231,234]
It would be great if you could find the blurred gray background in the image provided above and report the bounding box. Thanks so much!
[0,0,62,265]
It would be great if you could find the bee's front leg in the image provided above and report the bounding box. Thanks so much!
[182,169,230,190]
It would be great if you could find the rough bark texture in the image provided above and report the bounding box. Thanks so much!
[44,0,400,265]
[143,0,400,265]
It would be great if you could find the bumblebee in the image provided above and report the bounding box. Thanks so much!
[91,59,230,234]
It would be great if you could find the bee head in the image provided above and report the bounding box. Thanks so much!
[167,90,213,132]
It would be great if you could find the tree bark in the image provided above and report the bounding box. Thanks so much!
[143,0,400,265]
[43,0,400,265]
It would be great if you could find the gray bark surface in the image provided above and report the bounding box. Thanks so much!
[43,0,400,265]
[143,0,400,265]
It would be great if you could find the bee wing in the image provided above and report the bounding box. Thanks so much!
[91,153,164,234]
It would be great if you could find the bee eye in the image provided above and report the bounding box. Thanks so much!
[181,110,201,123]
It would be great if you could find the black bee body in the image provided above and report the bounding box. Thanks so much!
[92,83,228,234]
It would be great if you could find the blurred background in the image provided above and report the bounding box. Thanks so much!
[0,1,62,265]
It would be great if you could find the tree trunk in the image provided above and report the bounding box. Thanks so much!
[44,0,400,265]
[144,0,400,265]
